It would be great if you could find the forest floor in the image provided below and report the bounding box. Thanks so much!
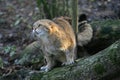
[0,0,120,77]
[0,0,39,76]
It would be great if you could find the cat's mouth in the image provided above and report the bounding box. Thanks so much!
[33,29,41,34]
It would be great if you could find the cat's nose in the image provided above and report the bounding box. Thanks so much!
[34,29,40,34]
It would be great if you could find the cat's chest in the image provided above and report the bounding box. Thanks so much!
[44,45,57,54]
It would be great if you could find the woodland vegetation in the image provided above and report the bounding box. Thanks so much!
[0,0,120,80]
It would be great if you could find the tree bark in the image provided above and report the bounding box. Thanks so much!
[29,39,120,80]
[14,41,44,69]
[71,0,78,33]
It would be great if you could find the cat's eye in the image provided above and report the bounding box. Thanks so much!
[38,24,42,27]
[44,27,49,32]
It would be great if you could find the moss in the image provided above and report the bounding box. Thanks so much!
[30,67,70,80]
[30,73,44,80]
[46,67,70,80]
[108,47,120,66]
[93,63,106,75]
[91,19,120,28]
[91,19,120,39]
[101,26,113,34]
[0,57,3,68]
[70,69,81,80]
[108,41,120,66]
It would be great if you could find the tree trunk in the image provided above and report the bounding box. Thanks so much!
[1,39,120,80]
[71,0,78,33]
[30,39,120,80]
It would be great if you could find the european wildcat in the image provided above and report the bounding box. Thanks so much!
[32,18,76,72]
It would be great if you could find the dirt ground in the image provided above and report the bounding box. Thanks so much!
[0,0,40,75]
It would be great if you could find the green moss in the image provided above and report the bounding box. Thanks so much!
[0,57,3,68]
[30,67,69,80]
[30,73,44,80]
[91,19,120,39]
[0,57,3,76]
[108,41,120,66]
[70,69,81,80]
[108,48,120,66]
[93,63,106,75]
[91,19,120,28]
[46,67,69,80]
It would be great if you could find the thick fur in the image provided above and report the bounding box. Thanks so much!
[32,18,76,72]
[54,16,93,46]
[77,20,93,46]
[77,14,93,46]
[53,16,93,47]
